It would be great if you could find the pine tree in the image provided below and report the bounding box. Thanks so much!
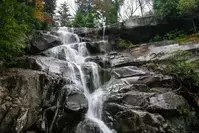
[57,2,71,26]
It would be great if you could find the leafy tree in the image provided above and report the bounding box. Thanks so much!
[106,0,119,24]
[57,2,71,26]
[75,0,124,26]
[0,0,41,60]
[154,0,179,19]
[34,0,45,21]
[154,0,199,19]
[177,0,197,15]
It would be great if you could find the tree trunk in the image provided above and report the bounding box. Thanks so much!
[137,0,144,16]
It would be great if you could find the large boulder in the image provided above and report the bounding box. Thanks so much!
[30,33,62,54]
[0,68,88,133]
[76,119,103,133]
[148,92,190,114]
[86,41,111,55]
[106,90,189,116]
[0,69,62,133]
[103,103,174,133]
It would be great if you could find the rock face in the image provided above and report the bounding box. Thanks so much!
[30,33,63,54]
[0,69,62,133]
[99,51,193,133]
[0,30,198,133]
[76,119,103,133]
[130,43,199,62]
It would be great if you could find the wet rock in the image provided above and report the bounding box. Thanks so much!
[66,91,87,112]
[121,75,173,88]
[118,84,150,93]
[103,103,174,133]
[130,43,199,62]
[76,119,103,133]
[30,33,62,54]
[85,55,111,68]
[148,92,190,114]
[104,74,173,93]
[110,54,135,67]
[42,83,87,133]
[16,56,76,76]
[111,66,148,78]
[0,69,61,133]
[86,41,111,55]
[106,89,189,117]
[107,91,154,108]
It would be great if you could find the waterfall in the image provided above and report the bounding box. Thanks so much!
[103,23,106,41]
[50,27,114,133]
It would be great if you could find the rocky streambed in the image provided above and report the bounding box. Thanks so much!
[0,28,199,133]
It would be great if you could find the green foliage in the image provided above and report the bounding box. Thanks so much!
[169,110,197,133]
[105,0,119,25]
[154,0,179,19]
[0,0,41,61]
[72,11,97,28]
[72,11,86,27]
[151,30,187,42]
[85,12,96,28]
[146,51,199,86]
[165,51,199,86]
[57,2,71,26]
[118,39,135,49]
[177,0,197,15]
[154,0,199,19]
[164,30,186,40]
[75,0,123,26]
[153,35,162,41]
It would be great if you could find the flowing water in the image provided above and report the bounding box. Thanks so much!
[103,23,106,41]
[49,27,114,133]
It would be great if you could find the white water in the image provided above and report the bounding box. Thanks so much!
[103,23,106,41]
[55,27,114,133]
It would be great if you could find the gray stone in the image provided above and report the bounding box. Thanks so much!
[0,69,61,133]
[76,119,103,133]
[148,92,189,112]
[103,103,174,133]
[106,89,189,116]
[130,43,199,62]
[111,66,148,78]
[86,41,111,55]
[30,33,62,54]
[66,92,87,112]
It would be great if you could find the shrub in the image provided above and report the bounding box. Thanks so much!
[165,51,199,86]
[118,39,135,49]
[153,35,162,41]
[145,51,199,87]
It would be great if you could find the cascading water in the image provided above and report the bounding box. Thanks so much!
[48,27,114,133]
[102,22,106,41]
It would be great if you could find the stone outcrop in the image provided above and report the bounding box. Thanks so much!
[0,31,198,133]
[30,33,62,54]
[0,69,62,133]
